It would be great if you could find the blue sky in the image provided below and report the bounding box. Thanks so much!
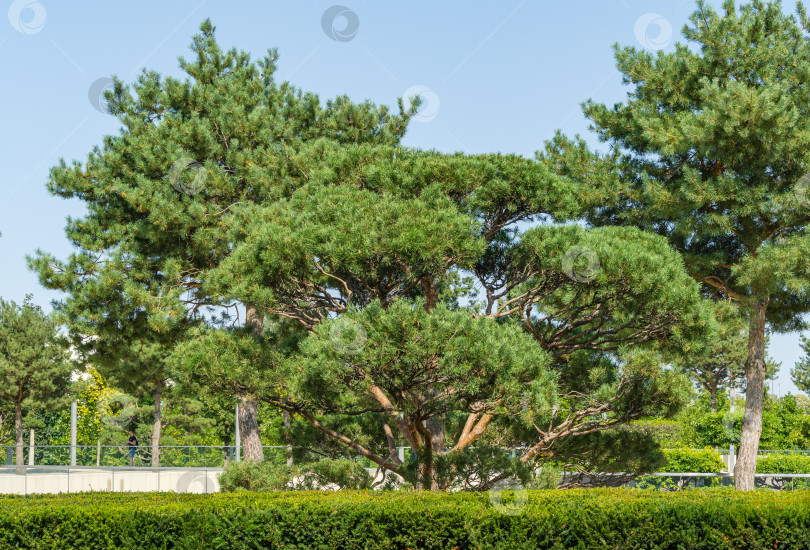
[0,0,803,394]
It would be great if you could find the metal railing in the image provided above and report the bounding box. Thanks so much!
[3,445,300,468]
[635,472,810,491]
[3,466,810,496]
[3,444,410,469]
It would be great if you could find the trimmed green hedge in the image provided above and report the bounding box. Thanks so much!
[663,448,726,473]
[757,453,810,474]
[0,489,809,549]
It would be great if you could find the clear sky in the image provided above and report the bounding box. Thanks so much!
[0,0,803,394]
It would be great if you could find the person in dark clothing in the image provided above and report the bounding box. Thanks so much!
[126,431,138,467]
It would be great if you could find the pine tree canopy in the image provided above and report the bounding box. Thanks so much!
[32,19,714,488]
[543,0,810,328]
[538,0,810,490]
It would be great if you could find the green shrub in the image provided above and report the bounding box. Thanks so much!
[219,458,373,492]
[663,448,725,473]
[0,490,809,549]
[757,453,810,474]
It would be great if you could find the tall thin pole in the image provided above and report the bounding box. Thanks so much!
[235,403,241,462]
[70,401,77,467]
[28,429,34,466]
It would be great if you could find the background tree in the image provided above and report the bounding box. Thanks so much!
[793,335,810,397]
[0,297,73,468]
[541,0,810,490]
[30,21,418,461]
[674,301,747,412]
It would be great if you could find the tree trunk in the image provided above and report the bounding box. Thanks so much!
[426,417,445,453]
[238,303,266,462]
[734,298,769,491]
[238,396,264,461]
[14,401,23,474]
[151,380,163,467]
[710,381,718,414]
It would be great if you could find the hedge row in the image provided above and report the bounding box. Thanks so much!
[756,453,810,474]
[663,448,726,473]
[1,489,809,549]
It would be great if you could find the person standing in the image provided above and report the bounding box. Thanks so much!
[126,431,138,467]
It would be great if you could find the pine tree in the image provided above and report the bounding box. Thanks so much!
[30,20,415,461]
[0,298,73,469]
[675,301,748,412]
[793,335,810,396]
[542,0,810,490]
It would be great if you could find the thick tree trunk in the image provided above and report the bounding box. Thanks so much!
[238,397,264,461]
[239,303,266,462]
[426,417,445,453]
[733,298,769,491]
[151,380,163,467]
[14,402,23,474]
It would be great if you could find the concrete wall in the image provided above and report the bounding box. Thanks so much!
[0,468,222,495]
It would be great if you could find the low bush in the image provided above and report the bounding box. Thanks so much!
[663,448,726,473]
[756,453,810,474]
[0,489,808,549]
[219,458,374,492]
[632,448,726,490]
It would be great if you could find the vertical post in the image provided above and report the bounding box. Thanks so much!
[729,444,736,472]
[398,446,405,464]
[235,403,241,462]
[70,401,77,467]
[28,429,34,466]
[729,386,736,474]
